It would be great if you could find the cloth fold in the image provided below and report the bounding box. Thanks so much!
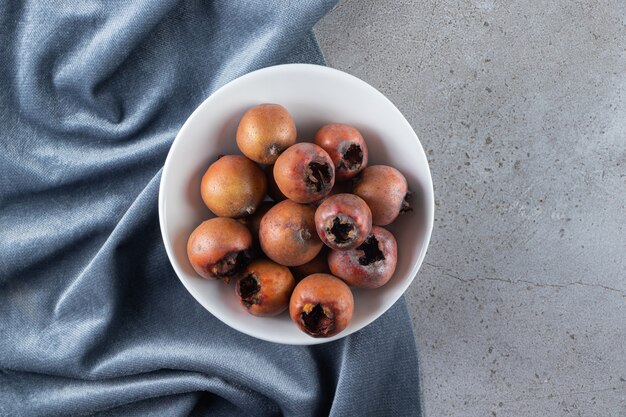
[0,1,421,415]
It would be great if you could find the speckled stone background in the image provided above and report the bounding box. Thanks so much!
[315,1,626,416]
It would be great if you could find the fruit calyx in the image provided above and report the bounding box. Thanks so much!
[400,191,413,213]
[357,236,385,265]
[301,303,335,337]
[339,144,363,170]
[211,250,251,283]
[326,214,357,245]
[238,273,260,307]
[305,162,332,193]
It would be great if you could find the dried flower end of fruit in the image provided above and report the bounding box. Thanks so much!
[209,250,252,283]
[400,191,413,213]
[300,303,335,337]
[357,235,385,265]
[304,162,333,194]
[237,273,261,308]
[324,213,358,247]
[338,143,364,172]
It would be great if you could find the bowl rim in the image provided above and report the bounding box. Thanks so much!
[158,63,435,345]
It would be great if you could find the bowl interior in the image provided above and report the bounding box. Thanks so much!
[159,64,434,345]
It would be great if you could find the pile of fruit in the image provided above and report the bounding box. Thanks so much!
[187,104,412,338]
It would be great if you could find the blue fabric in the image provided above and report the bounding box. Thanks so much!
[0,1,421,416]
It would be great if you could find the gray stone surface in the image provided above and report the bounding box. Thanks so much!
[315,1,626,416]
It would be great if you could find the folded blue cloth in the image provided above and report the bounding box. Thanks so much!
[0,1,421,415]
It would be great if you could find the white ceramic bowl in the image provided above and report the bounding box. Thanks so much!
[159,64,434,345]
